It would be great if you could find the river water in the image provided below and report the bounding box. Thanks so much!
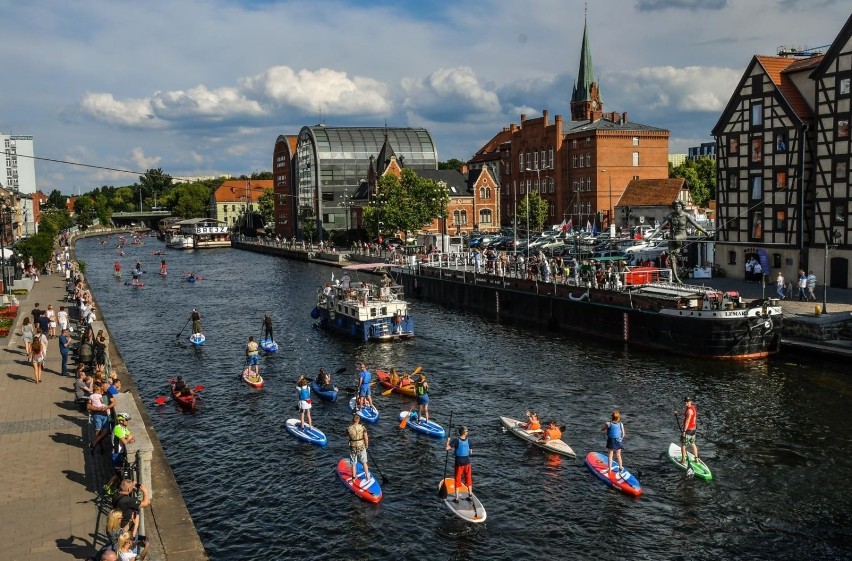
[76,237,852,561]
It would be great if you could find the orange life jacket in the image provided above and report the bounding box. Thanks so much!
[544,427,562,441]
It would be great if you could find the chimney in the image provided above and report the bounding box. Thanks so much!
[461,164,469,174]
[521,114,526,122]
[622,112,628,123]
[543,109,549,124]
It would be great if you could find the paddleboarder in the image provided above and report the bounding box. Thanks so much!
[446,426,473,503]
[189,309,203,336]
[355,361,373,411]
[160,260,167,275]
[262,313,274,341]
[679,396,699,465]
[415,373,430,423]
[602,410,626,475]
[246,336,260,376]
[346,414,371,484]
[297,377,313,430]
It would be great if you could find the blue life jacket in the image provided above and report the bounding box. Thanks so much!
[298,386,310,400]
[455,437,470,457]
[607,422,623,440]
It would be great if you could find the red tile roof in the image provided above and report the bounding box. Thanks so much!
[756,56,814,121]
[620,178,685,207]
[214,180,273,203]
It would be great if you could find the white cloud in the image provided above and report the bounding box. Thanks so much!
[151,86,264,121]
[611,66,741,113]
[401,67,501,122]
[78,93,161,128]
[130,147,161,170]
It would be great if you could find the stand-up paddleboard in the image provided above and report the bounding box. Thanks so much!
[585,452,643,496]
[349,397,379,423]
[285,419,327,446]
[438,478,486,523]
[260,337,278,353]
[113,271,121,278]
[336,458,382,503]
[398,411,445,438]
[242,366,264,388]
[499,416,576,458]
[667,443,713,480]
[189,333,205,346]
[160,271,168,277]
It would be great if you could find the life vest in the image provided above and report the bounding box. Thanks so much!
[684,403,697,431]
[607,422,623,440]
[415,380,427,396]
[455,437,470,458]
[527,420,541,431]
[544,427,562,441]
[298,385,310,400]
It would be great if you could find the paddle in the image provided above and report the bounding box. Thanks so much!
[154,397,168,405]
[175,318,191,339]
[621,448,644,479]
[674,412,695,478]
[366,448,388,484]
[438,412,454,499]
[399,405,415,429]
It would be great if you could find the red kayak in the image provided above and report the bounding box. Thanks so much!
[169,379,197,410]
[375,369,416,398]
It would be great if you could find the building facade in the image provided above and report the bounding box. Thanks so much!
[417,168,501,236]
[468,18,670,234]
[272,135,298,238]
[209,179,272,230]
[713,13,852,287]
[688,142,716,161]
[1,133,37,195]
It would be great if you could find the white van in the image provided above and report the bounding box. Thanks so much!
[416,233,463,253]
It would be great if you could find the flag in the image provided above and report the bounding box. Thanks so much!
[586,220,592,232]
[560,219,568,233]
[566,219,573,232]
[592,222,598,236]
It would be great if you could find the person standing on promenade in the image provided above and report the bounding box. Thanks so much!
[59,328,71,377]
[679,396,699,465]
[346,414,371,484]
[776,271,786,300]
[57,305,69,334]
[797,269,808,301]
[446,425,473,503]
[356,361,373,410]
[261,313,274,341]
[88,383,114,453]
[245,336,260,376]
[806,270,817,302]
[30,302,43,327]
[46,304,57,338]
[602,410,626,475]
[31,331,44,383]
[21,317,34,361]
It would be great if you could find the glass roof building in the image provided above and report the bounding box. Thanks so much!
[295,126,438,239]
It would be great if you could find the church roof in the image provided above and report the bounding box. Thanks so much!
[571,18,597,104]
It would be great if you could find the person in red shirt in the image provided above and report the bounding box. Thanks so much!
[680,396,699,465]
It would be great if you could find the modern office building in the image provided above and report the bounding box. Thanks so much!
[688,142,716,161]
[712,13,851,287]
[1,133,37,195]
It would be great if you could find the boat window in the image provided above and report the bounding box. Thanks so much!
[381,307,387,315]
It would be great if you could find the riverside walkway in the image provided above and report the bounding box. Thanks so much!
[0,261,206,560]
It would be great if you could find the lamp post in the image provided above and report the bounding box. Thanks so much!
[822,230,841,314]
[601,168,613,231]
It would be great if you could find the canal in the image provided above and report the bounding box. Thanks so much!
[76,237,851,561]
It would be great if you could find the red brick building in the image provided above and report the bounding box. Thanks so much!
[272,134,298,238]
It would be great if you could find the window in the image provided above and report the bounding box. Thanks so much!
[751,138,763,162]
[728,251,737,265]
[479,187,485,199]
[586,177,592,191]
[534,179,539,192]
[632,152,639,166]
[485,187,491,198]
[527,179,531,193]
[572,139,578,149]
[526,151,532,169]
[775,170,787,190]
[751,211,763,239]
[585,153,591,167]
[540,149,546,167]
[774,210,786,230]
[479,209,493,224]
[453,210,468,225]
[549,178,554,193]
[548,147,554,168]
[751,176,762,199]
[585,137,592,147]
[632,137,639,146]
[751,104,763,126]
[322,192,334,202]
[521,182,526,194]
[572,155,578,168]
[519,153,523,168]
[572,179,578,192]
[534,151,539,169]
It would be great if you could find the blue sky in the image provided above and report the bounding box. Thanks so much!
[0,0,847,194]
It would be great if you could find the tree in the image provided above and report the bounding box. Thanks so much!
[160,183,210,219]
[670,158,715,207]
[38,208,74,237]
[516,192,548,233]
[438,158,465,171]
[257,188,275,228]
[73,196,97,229]
[299,206,317,242]
[45,190,66,210]
[362,169,448,239]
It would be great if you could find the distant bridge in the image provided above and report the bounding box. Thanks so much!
[110,210,173,229]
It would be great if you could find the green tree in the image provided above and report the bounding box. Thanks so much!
[438,158,465,171]
[362,169,448,239]
[14,232,55,266]
[73,196,97,229]
[257,188,275,228]
[299,206,317,242]
[516,192,549,232]
[45,189,66,210]
[670,158,715,207]
[38,209,74,237]
[161,183,211,219]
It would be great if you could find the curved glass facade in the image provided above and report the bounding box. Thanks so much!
[296,126,438,237]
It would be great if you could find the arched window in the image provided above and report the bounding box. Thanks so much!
[549,178,555,193]
[485,187,491,198]
[460,210,468,225]
[479,187,485,199]
[479,209,493,225]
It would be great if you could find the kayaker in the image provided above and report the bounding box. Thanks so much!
[317,368,336,391]
[538,420,562,444]
[388,368,400,387]
[160,260,167,274]
[356,361,373,411]
[346,414,371,484]
[679,396,699,465]
[415,373,430,423]
[297,377,313,430]
[521,410,541,431]
[114,261,121,275]
[262,313,274,341]
[246,336,260,376]
[446,426,473,503]
[602,410,626,475]
[189,309,203,336]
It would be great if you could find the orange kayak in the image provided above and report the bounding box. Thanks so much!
[375,369,416,397]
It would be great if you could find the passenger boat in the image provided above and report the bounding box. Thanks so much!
[166,235,194,250]
[400,264,782,360]
[311,263,414,343]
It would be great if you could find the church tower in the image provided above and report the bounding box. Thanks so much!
[570,16,603,122]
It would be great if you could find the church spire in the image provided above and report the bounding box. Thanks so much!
[570,12,603,121]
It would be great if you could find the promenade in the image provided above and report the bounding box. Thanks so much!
[0,257,206,560]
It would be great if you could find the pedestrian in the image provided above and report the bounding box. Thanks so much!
[679,396,699,465]
[797,269,808,301]
[776,271,785,300]
[602,410,626,475]
[57,305,69,334]
[31,332,44,383]
[59,328,71,377]
[296,376,312,430]
[415,372,430,423]
[356,361,373,410]
[262,313,274,341]
[46,304,57,338]
[30,302,43,326]
[245,336,260,376]
[346,414,371,484]
[21,317,34,361]
[806,270,817,302]
[112,479,151,541]
[87,383,114,453]
[446,425,473,503]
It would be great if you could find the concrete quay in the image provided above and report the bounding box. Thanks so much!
[0,252,207,560]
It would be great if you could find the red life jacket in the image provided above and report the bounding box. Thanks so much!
[685,403,697,431]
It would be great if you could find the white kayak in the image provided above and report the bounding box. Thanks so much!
[499,416,576,458]
[438,478,486,523]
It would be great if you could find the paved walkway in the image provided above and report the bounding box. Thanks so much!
[0,261,206,561]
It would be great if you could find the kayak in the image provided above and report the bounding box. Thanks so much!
[169,382,197,410]
[375,369,416,397]
[187,277,197,283]
[310,380,338,402]
[285,419,327,446]
[348,397,379,423]
[398,411,445,438]
[260,338,278,353]
[585,451,643,497]
[336,458,382,503]
[242,366,264,388]
[667,443,713,481]
[189,333,205,346]
[499,416,576,458]
[438,477,486,523]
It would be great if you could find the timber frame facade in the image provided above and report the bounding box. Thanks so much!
[713,14,852,288]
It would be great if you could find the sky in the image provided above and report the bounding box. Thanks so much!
[1,0,848,195]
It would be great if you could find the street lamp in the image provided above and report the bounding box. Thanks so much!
[822,230,841,314]
[601,168,613,230]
